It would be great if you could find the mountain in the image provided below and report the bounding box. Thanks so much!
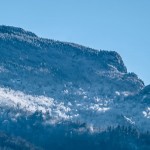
[0,25,149,149]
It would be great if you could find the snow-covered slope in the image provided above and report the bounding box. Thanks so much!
[0,25,149,132]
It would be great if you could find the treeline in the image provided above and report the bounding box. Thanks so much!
[0,131,40,150]
[0,110,149,150]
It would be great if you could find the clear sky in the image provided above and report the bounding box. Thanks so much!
[0,0,150,85]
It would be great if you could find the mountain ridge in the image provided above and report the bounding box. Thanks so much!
[0,25,128,73]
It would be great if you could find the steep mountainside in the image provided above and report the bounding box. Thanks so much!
[0,26,149,146]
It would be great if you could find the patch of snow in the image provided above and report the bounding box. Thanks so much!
[0,87,73,123]
[143,107,150,118]
[63,89,69,94]
[124,116,135,125]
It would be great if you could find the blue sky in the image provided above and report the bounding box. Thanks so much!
[0,0,150,85]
